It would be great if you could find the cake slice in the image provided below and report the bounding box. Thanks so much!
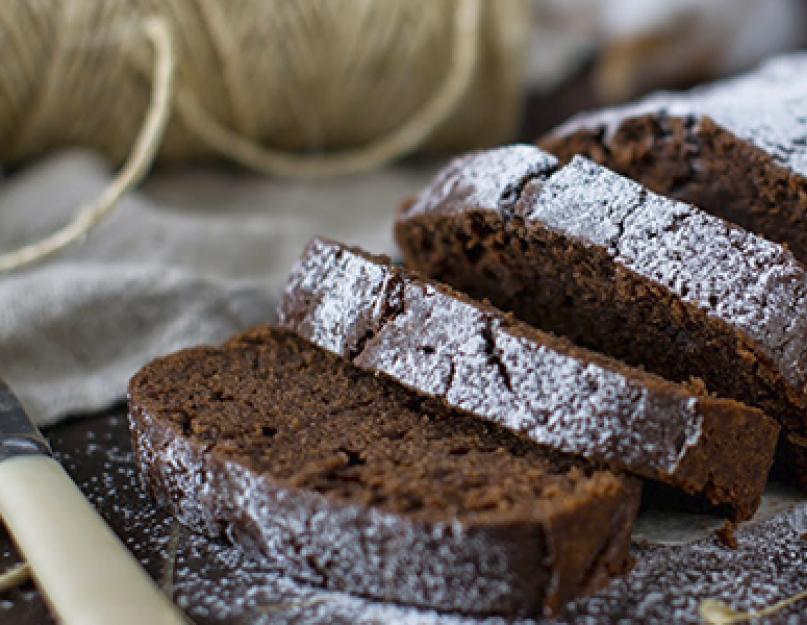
[540,53,807,264]
[278,238,778,520]
[128,326,641,617]
[394,144,807,489]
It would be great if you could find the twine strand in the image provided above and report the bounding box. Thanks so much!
[0,562,30,593]
[700,591,807,624]
[0,16,175,273]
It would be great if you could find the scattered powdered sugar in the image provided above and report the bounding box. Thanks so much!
[525,155,807,392]
[789,505,807,536]
[5,410,807,624]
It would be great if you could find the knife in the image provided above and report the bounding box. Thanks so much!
[0,377,185,625]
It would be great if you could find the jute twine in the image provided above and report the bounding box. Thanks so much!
[699,592,807,624]
[0,562,30,592]
[0,0,528,271]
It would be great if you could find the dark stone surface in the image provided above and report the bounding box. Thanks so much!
[2,408,807,624]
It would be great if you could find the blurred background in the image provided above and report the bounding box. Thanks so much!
[2,0,807,426]
[1,0,807,424]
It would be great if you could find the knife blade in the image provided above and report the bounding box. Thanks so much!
[0,377,51,460]
[0,376,186,625]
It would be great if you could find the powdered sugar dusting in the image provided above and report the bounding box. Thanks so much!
[361,278,700,475]
[278,238,395,358]
[402,145,558,219]
[553,53,807,180]
[526,156,807,392]
[281,240,705,478]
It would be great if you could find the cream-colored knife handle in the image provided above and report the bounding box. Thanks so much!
[0,454,185,625]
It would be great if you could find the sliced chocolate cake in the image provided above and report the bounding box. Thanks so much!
[278,238,779,520]
[541,53,807,265]
[128,327,641,617]
[394,144,807,489]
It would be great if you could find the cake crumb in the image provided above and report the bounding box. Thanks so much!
[716,520,738,549]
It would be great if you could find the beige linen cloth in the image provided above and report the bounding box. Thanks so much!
[0,151,435,427]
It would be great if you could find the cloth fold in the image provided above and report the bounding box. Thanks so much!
[0,151,431,425]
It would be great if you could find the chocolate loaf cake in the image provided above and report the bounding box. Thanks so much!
[128,326,641,617]
[394,144,807,489]
[278,238,779,520]
[540,53,807,265]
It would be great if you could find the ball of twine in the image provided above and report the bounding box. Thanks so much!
[0,0,528,272]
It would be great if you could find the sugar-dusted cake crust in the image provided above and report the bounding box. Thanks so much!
[541,53,807,265]
[278,238,779,520]
[128,327,641,617]
[395,144,807,490]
